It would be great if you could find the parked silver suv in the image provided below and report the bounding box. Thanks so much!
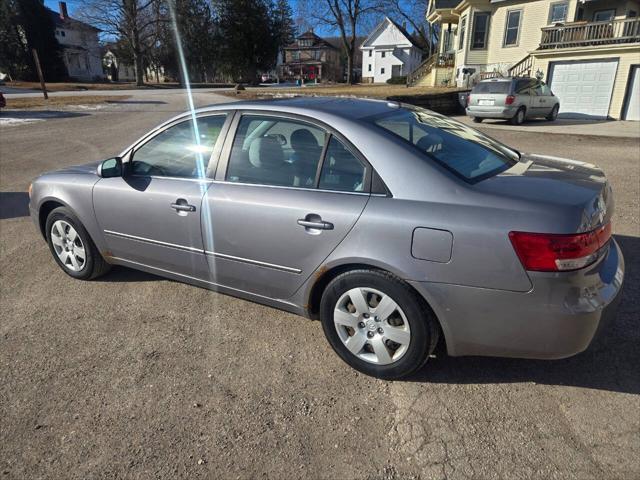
[466,77,560,125]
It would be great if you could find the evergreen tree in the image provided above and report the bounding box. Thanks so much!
[271,0,296,52]
[15,0,67,81]
[215,0,278,82]
[0,0,30,79]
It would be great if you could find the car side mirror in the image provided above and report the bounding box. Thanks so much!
[98,157,122,178]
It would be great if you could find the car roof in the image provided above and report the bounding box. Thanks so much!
[192,96,401,122]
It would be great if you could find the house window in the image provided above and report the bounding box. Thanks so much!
[593,9,615,22]
[503,10,522,46]
[60,30,65,37]
[368,64,372,72]
[381,51,386,58]
[381,67,385,74]
[458,17,466,50]
[368,50,372,57]
[471,12,490,49]
[548,2,568,24]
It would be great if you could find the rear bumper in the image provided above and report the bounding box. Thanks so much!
[466,106,518,119]
[410,238,625,359]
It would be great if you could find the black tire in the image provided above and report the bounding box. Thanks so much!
[546,104,559,121]
[472,117,483,123]
[319,269,439,380]
[45,206,111,280]
[510,107,526,125]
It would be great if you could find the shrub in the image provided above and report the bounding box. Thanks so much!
[386,75,407,85]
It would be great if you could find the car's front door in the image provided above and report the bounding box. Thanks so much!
[93,113,230,280]
[204,113,371,299]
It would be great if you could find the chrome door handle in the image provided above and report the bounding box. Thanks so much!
[171,200,196,212]
[297,219,334,230]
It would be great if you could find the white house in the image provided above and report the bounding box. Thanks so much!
[48,2,103,81]
[361,17,424,83]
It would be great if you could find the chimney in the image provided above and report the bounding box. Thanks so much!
[59,2,68,20]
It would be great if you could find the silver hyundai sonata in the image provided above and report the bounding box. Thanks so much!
[29,97,624,379]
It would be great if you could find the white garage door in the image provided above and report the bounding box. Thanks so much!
[623,65,640,121]
[549,60,618,119]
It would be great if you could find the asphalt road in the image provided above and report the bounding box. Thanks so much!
[1,91,639,480]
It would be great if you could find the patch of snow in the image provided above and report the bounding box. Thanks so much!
[0,117,45,127]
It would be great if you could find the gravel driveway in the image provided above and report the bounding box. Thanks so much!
[1,92,638,479]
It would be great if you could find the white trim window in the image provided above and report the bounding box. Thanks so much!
[503,10,522,46]
[471,12,490,49]
[548,1,568,24]
[458,17,466,50]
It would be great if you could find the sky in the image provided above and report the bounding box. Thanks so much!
[43,0,419,40]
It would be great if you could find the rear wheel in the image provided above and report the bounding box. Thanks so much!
[510,107,526,125]
[472,117,483,123]
[46,207,111,280]
[546,104,559,121]
[320,269,439,380]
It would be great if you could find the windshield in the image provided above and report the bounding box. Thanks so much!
[370,107,519,182]
[472,81,512,94]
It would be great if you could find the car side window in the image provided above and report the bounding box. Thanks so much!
[515,79,531,94]
[539,82,552,95]
[318,137,367,192]
[131,115,226,178]
[226,115,326,188]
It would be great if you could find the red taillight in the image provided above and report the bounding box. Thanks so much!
[509,223,611,272]
[505,95,515,105]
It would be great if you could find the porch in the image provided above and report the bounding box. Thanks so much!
[540,18,640,49]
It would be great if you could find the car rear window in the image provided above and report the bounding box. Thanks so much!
[472,81,511,94]
[370,107,519,182]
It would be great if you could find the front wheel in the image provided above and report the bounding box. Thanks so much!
[546,104,559,121]
[46,207,111,280]
[320,269,439,380]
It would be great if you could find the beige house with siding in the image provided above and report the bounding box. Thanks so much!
[413,0,640,120]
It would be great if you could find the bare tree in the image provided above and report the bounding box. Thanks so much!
[301,0,380,84]
[78,0,165,86]
[381,0,438,56]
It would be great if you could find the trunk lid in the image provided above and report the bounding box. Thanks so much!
[474,153,612,232]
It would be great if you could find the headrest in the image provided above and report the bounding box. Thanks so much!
[291,129,319,152]
[249,137,284,168]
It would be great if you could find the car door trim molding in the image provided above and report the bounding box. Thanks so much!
[103,229,204,253]
[103,230,301,273]
[211,179,373,197]
[204,250,302,274]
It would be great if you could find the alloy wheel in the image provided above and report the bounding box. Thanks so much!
[50,220,86,272]
[333,287,411,365]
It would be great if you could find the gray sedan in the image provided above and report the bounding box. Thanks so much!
[29,98,624,379]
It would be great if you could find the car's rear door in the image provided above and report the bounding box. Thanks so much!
[203,112,371,300]
[93,113,231,280]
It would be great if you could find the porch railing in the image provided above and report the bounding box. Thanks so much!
[406,52,455,86]
[508,55,533,77]
[540,18,640,49]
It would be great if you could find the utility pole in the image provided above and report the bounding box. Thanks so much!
[31,49,48,100]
